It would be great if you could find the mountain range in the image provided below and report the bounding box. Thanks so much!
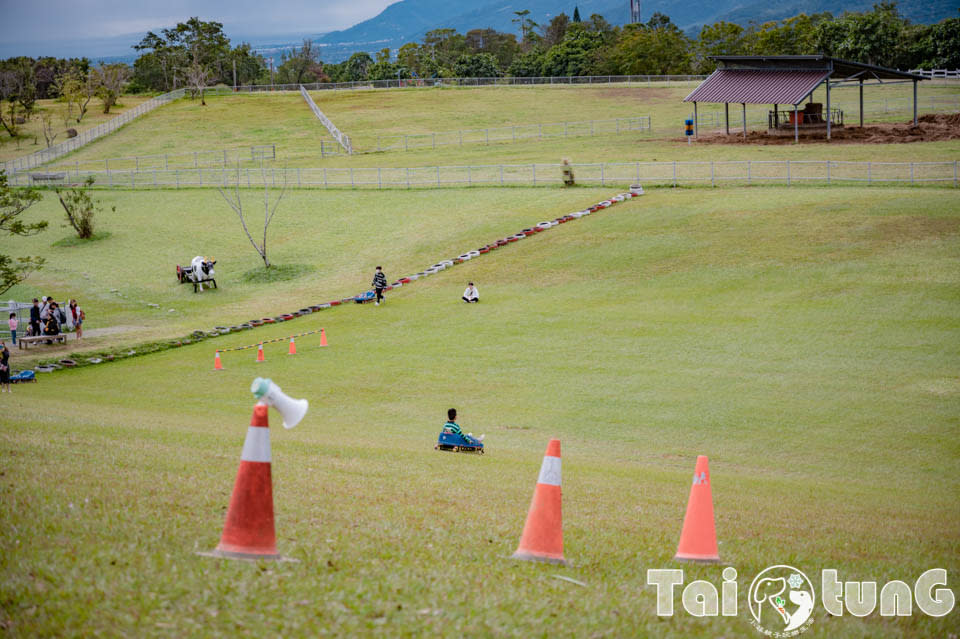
[315,0,957,61]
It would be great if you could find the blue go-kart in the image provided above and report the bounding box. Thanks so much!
[435,429,484,454]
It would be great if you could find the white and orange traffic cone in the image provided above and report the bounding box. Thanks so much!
[256,343,265,362]
[673,455,720,563]
[288,337,296,355]
[319,328,328,347]
[511,439,566,565]
[214,351,223,370]
[200,378,308,561]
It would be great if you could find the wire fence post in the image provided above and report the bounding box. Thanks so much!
[748,160,751,185]
[500,165,503,185]
[954,160,958,188]
[378,167,382,189]
[297,167,301,187]
[436,166,440,187]
[532,164,536,186]
[673,161,677,187]
[432,133,436,150]
[350,168,354,188]
[175,170,179,189]
[710,161,715,187]
[910,162,914,185]
[826,160,830,184]
[787,160,791,186]
[601,163,605,186]
[406,167,410,189]
[868,162,872,184]
[636,161,640,183]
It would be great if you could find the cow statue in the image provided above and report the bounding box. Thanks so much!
[190,256,216,292]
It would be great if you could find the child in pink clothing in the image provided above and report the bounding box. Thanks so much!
[8,313,17,346]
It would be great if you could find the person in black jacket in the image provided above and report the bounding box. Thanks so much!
[372,266,387,306]
[29,298,41,337]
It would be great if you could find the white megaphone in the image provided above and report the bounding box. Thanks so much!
[250,377,309,429]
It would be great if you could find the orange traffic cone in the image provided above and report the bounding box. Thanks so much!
[319,328,328,347]
[673,455,720,563]
[256,343,265,362]
[207,403,279,559]
[511,439,566,565]
[288,337,296,355]
[214,351,223,370]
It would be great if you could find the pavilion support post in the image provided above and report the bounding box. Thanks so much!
[794,103,799,143]
[774,104,778,129]
[742,103,746,138]
[694,101,698,138]
[913,79,918,125]
[725,102,729,135]
[859,79,864,128]
[826,78,831,141]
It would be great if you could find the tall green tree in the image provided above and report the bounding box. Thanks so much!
[0,170,46,296]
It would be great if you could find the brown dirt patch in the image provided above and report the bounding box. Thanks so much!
[693,113,960,145]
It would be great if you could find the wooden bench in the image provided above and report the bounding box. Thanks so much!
[18,334,68,349]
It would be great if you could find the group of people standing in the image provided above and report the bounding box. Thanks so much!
[370,267,479,305]
[7,297,85,346]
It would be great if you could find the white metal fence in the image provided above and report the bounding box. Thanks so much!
[907,69,960,79]
[40,144,277,172]
[8,160,957,190]
[2,88,186,174]
[320,116,654,157]
[299,85,352,154]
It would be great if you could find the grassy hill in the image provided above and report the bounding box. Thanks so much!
[1,83,958,637]
[2,184,959,637]
[23,83,960,174]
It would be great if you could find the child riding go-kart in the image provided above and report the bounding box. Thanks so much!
[434,408,484,454]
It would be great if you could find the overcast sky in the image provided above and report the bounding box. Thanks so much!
[0,0,397,58]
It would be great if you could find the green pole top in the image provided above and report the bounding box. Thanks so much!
[251,377,272,400]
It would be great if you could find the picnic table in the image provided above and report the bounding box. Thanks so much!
[18,334,68,349]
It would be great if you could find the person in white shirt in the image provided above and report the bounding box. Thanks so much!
[462,282,479,303]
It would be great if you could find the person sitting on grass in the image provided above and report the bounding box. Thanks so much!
[442,408,484,444]
[462,282,479,303]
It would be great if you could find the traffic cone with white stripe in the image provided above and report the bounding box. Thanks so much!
[199,378,308,561]
[288,337,296,355]
[511,439,566,565]
[214,351,223,370]
[673,455,720,563]
[256,343,265,362]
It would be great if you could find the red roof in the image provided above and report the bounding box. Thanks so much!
[683,69,831,105]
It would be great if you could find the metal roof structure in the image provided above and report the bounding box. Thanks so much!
[682,55,927,141]
[683,70,830,105]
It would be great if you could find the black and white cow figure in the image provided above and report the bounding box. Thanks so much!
[189,256,217,292]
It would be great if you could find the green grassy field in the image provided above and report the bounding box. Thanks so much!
[0,95,153,164]
[2,184,959,637]
[32,82,960,172]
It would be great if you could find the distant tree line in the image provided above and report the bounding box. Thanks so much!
[321,3,958,81]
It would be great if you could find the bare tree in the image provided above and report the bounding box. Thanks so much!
[40,111,58,147]
[90,63,130,114]
[217,165,287,268]
[185,45,212,105]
